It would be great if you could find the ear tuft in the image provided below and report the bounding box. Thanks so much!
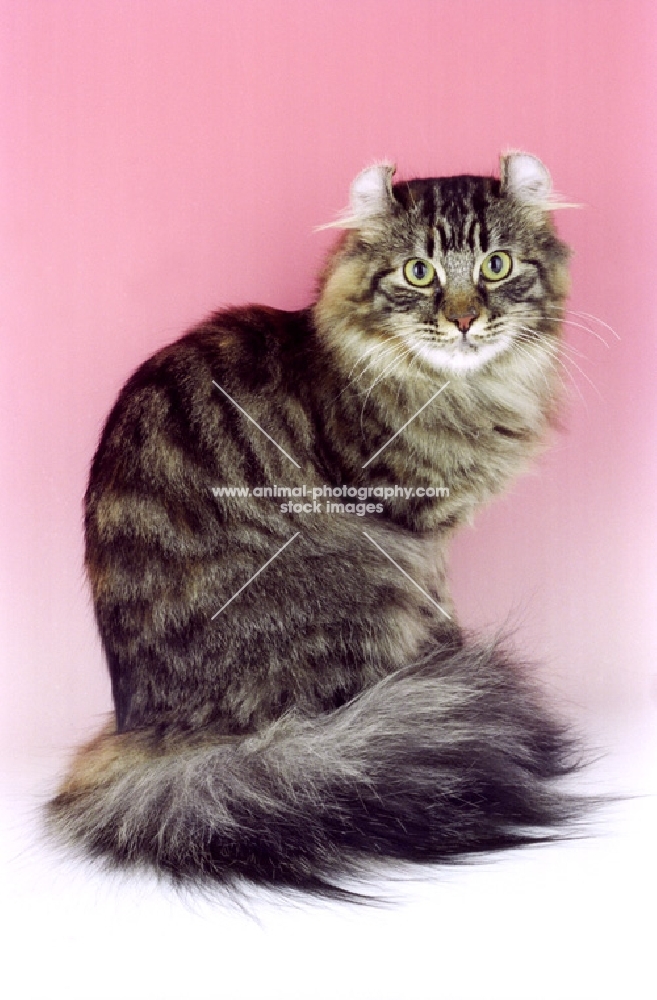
[349,162,396,219]
[317,162,396,230]
[500,151,552,205]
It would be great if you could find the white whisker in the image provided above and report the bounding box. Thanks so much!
[515,329,600,402]
[515,324,590,362]
[564,308,620,341]
[359,346,413,433]
[553,316,610,348]
[339,339,408,399]
[509,338,554,394]
[516,336,584,405]
[544,306,619,347]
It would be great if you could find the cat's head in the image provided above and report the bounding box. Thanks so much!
[315,153,570,378]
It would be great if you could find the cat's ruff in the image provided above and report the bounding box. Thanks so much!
[48,153,584,897]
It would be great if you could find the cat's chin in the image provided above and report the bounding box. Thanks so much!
[413,338,510,375]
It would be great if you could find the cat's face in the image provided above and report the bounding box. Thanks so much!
[316,153,570,380]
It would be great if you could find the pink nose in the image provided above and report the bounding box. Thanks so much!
[455,313,477,333]
[444,303,481,333]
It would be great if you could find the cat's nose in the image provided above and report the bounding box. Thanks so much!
[455,313,478,333]
[444,307,480,333]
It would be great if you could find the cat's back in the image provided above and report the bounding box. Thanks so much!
[86,305,315,497]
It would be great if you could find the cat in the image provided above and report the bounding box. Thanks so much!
[48,152,582,897]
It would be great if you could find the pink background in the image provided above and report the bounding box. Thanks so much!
[2,0,656,760]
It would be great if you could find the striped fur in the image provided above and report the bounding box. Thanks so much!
[50,640,581,897]
[48,153,583,896]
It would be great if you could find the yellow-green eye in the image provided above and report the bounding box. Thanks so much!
[480,251,512,281]
[404,258,436,287]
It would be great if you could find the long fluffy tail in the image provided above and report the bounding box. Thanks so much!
[47,642,584,897]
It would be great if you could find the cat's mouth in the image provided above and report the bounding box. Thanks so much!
[455,337,480,353]
[412,327,511,373]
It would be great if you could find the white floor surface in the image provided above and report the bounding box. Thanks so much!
[1,709,655,1000]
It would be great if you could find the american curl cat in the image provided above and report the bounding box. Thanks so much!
[48,152,583,897]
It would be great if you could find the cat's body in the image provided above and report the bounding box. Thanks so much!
[49,154,580,895]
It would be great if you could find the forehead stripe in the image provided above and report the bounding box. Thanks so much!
[426,229,435,259]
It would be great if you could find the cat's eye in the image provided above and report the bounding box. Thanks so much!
[404,258,436,287]
[480,251,512,282]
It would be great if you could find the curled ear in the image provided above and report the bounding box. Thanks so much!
[500,151,552,206]
[500,151,581,211]
[349,162,396,220]
[318,162,396,230]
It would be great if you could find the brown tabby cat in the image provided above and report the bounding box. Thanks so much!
[48,152,581,897]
